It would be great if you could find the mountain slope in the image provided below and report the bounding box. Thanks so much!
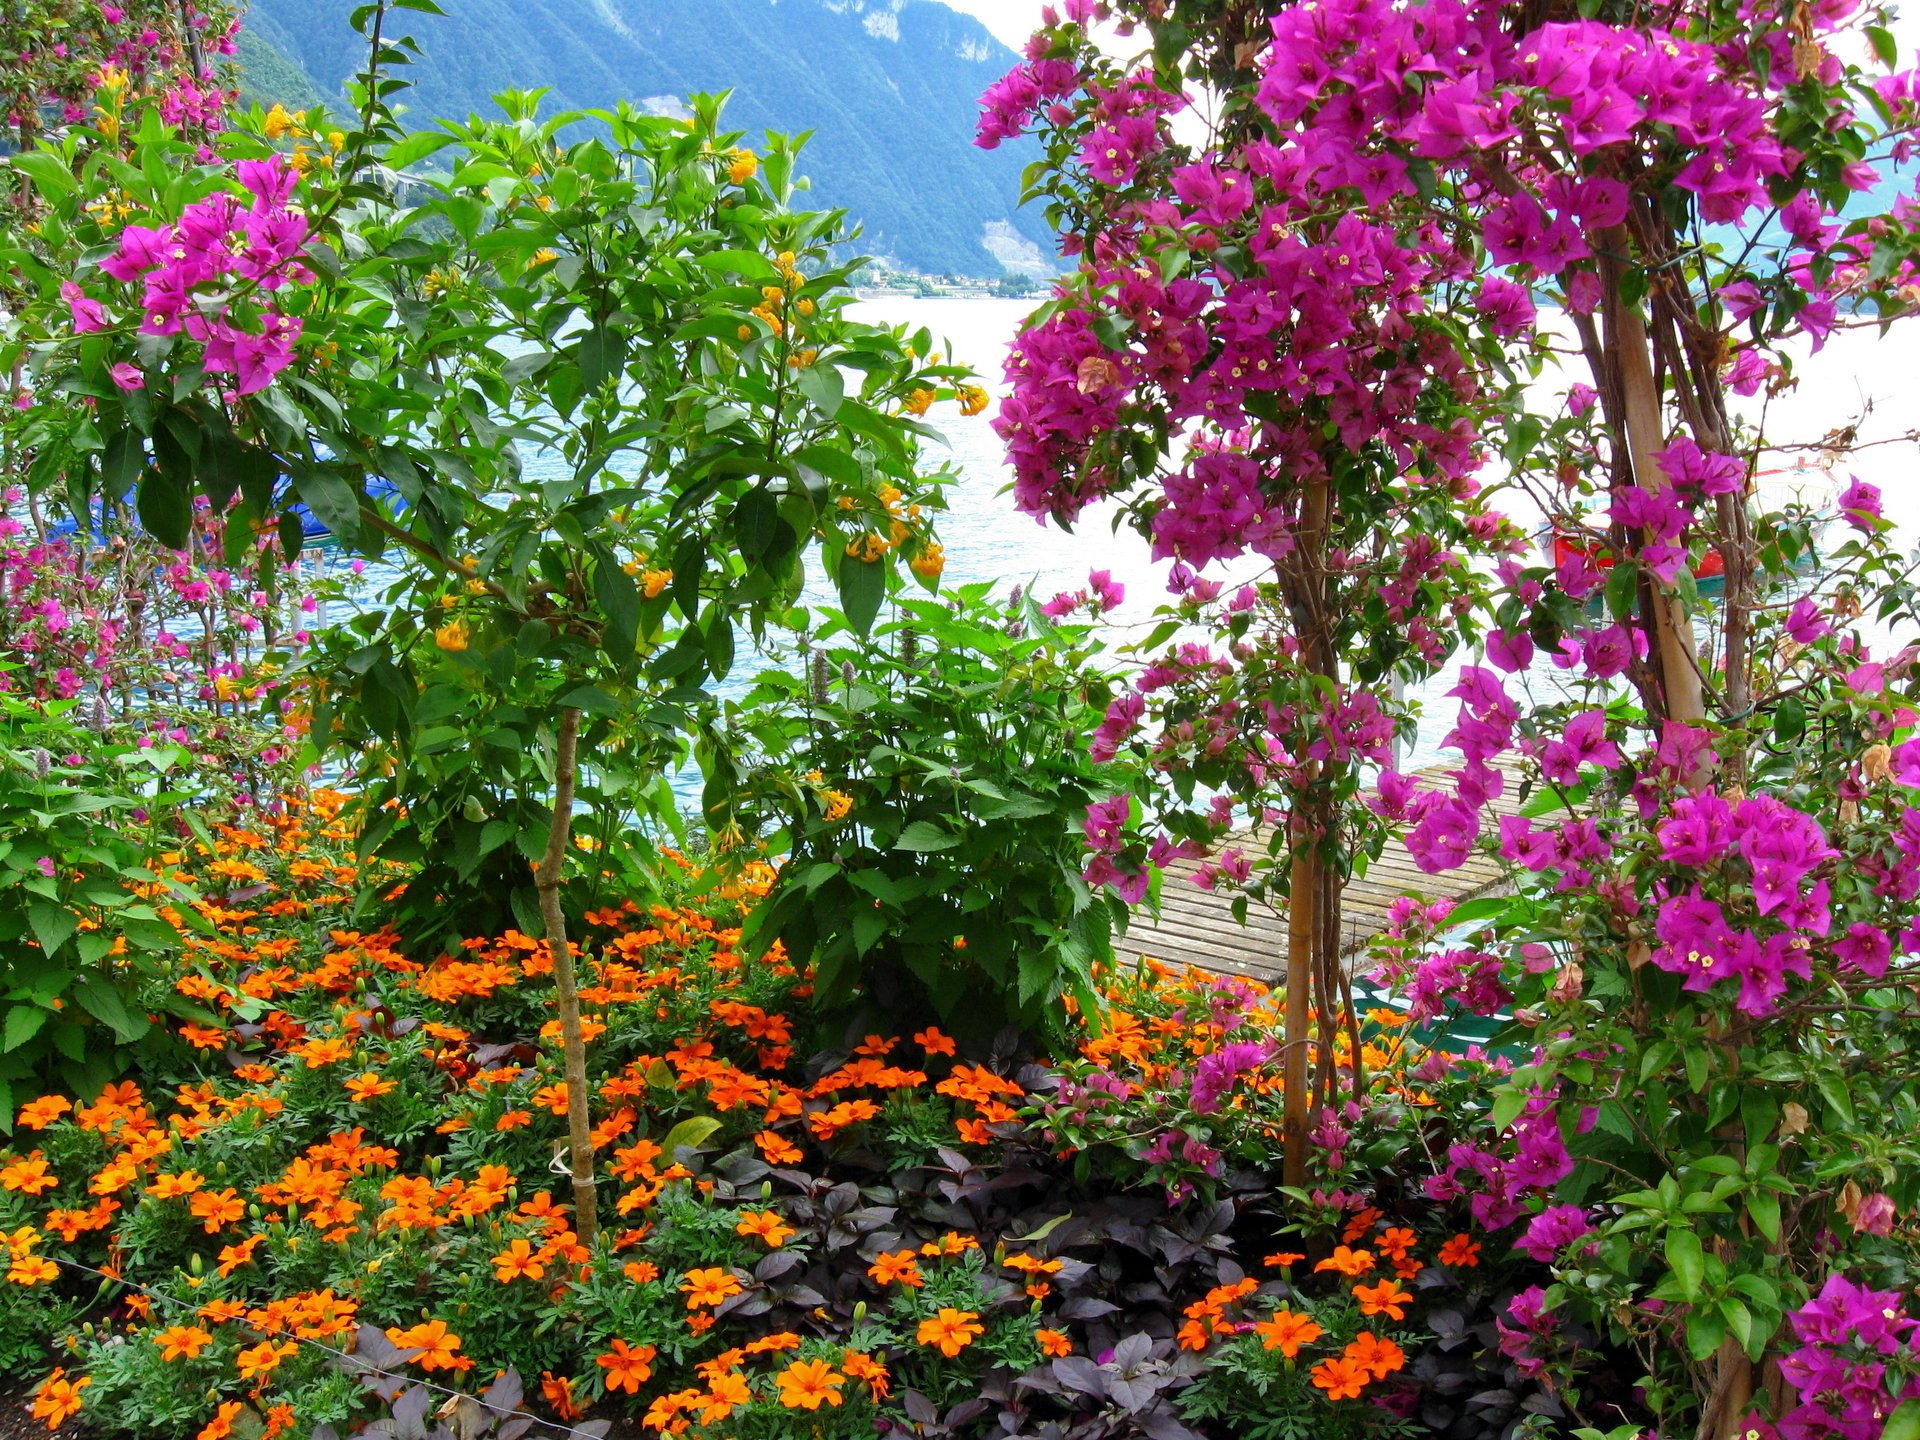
[241,0,1055,277]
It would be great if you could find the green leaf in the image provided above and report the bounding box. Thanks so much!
[659,1115,722,1157]
[694,249,778,282]
[1,1005,49,1054]
[1488,1085,1528,1133]
[795,364,844,419]
[72,976,149,1043]
[6,150,80,197]
[1883,1400,1920,1440]
[894,821,958,852]
[295,468,362,544]
[26,902,78,959]
[837,556,885,636]
[136,468,191,549]
[1815,1069,1856,1126]
[1018,948,1055,1006]
[1666,1226,1705,1300]
[102,426,145,497]
[1744,1189,1781,1244]
[592,552,640,661]
[732,487,780,561]
[384,130,459,168]
[578,324,624,392]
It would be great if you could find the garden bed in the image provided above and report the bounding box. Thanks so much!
[1,795,1561,1440]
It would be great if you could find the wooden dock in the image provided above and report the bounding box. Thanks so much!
[1117,763,1524,983]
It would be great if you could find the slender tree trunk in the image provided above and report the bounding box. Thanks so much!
[536,705,598,1246]
[1282,476,1342,1188]
[1282,842,1318,1188]
[1599,230,1707,725]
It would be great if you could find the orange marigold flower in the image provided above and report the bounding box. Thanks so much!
[1036,1328,1071,1357]
[0,1153,57,1195]
[754,1129,802,1165]
[384,1319,470,1372]
[913,1026,956,1056]
[866,1249,924,1288]
[345,1073,397,1102]
[1310,1354,1371,1401]
[8,1254,57,1286]
[154,1324,214,1361]
[735,1210,794,1247]
[495,1110,532,1132]
[597,1338,657,1394]
[1346,1331,1407,1380]
[1253,1307,1324,1358]
[1342,1207,1384,1243]
[1437,1233,1481,1267]
[776,1358,845,1411]
[197,1400,244,1440]
[149,1170,205,1199]
[841,1349,890,1396]
[1263,1251,1306,1269]
[916,1307,983,1358]
[1377,1226,1417,1262]
[1353,1278,1414,1321]
[1313,1245,1375,1277]
[697,1370,752,1423]
[492,1238,546,1283]
[679,1267,744,1309]
[540,1372,581,1421]
[236,1339,296,1381]
[31,1369,90,1429]
[745,1332,802,1355]
[190,1188,245,1233]
[17,1096,72,1130]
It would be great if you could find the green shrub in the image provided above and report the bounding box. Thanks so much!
[723,584,1143,1041]
[0,687,204,1121]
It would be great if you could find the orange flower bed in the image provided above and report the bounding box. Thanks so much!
[0,794,1488,1438]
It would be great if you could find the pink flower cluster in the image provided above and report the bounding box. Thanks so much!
[75,154,310,396]
[1764,1274,1920,1439]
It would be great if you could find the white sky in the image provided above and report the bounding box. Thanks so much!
[930,0,1049,50]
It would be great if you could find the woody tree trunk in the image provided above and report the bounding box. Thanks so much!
[1281,474,1346,1188]
[535,705,599,1246]
[1599,229,1706,727]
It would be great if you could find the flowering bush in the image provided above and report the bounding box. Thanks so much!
[0,685,204,1118]
[0,788,1583,1439]
[0,486,343,794]
[724,584,1146,1041]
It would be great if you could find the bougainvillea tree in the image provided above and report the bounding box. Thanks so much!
[983,0,1920,1431]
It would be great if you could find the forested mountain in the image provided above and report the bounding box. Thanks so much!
[239,0,1057,278]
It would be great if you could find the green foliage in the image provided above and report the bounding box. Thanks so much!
[0,687,202,1122]
[724,585,1140,1041]
[285,69,962,944]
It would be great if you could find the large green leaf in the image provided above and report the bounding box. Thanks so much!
[837,556,886,636]
[25,901,77,959]
[894,821,958,852]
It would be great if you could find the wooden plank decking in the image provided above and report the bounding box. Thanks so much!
[1117,763,1524,983]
